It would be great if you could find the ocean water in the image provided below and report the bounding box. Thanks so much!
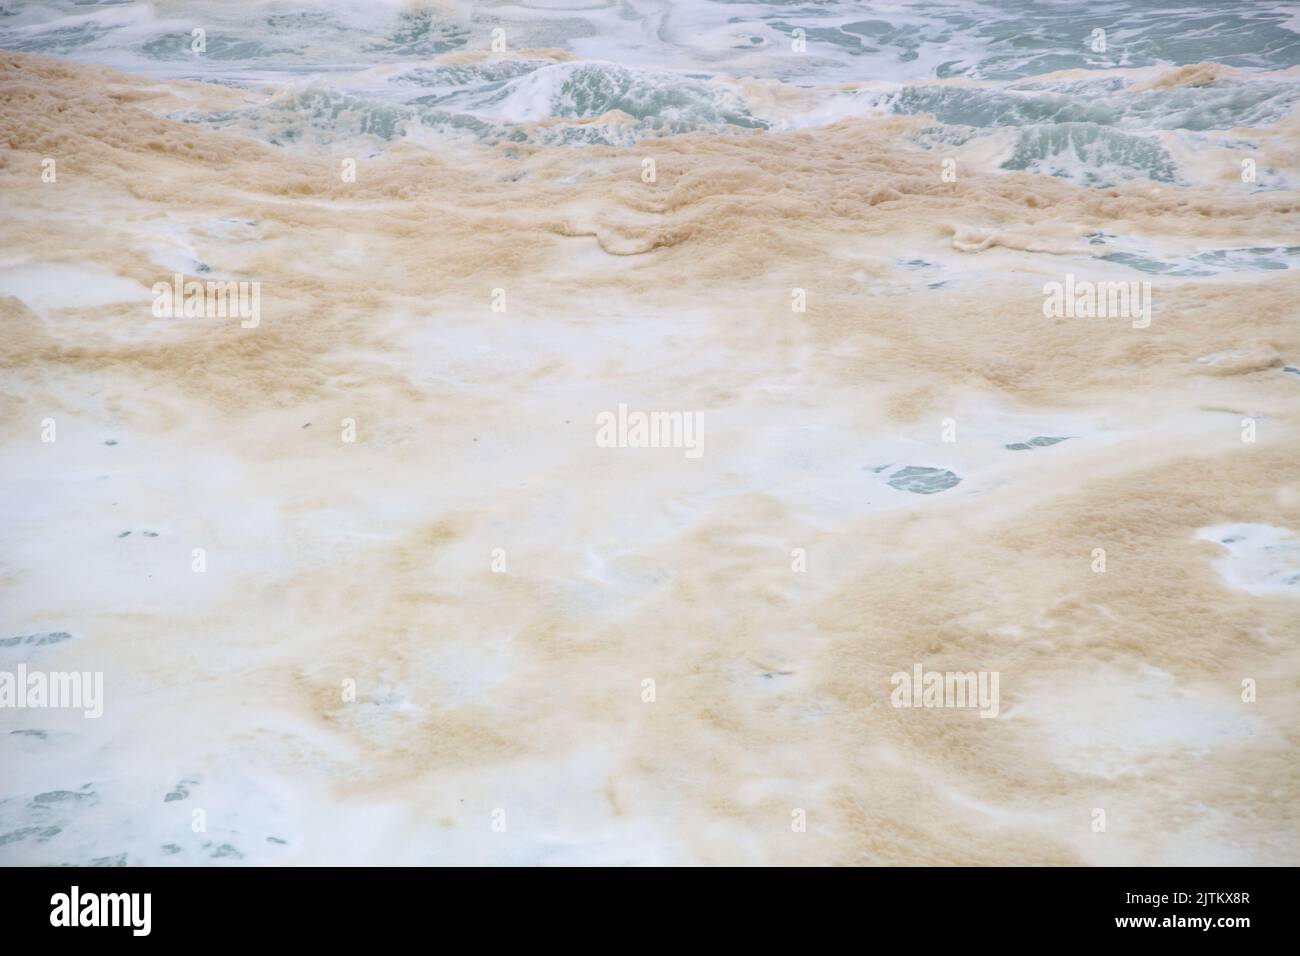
[3,0,1300,178]
[1,1,1298,865]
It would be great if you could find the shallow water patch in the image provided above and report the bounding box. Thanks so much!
[883,465,962,495]
[0,632,73,654]
[1101,245,1300,277]
[1005,436,1072,451]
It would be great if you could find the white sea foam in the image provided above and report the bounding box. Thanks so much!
[1197,524,1300,597]
[3,0,1299,868]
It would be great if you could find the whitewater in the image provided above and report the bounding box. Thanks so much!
[0,0,1297,865]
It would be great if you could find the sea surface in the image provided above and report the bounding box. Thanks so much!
[1,1,1298,865]
[4,0,1300,180]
